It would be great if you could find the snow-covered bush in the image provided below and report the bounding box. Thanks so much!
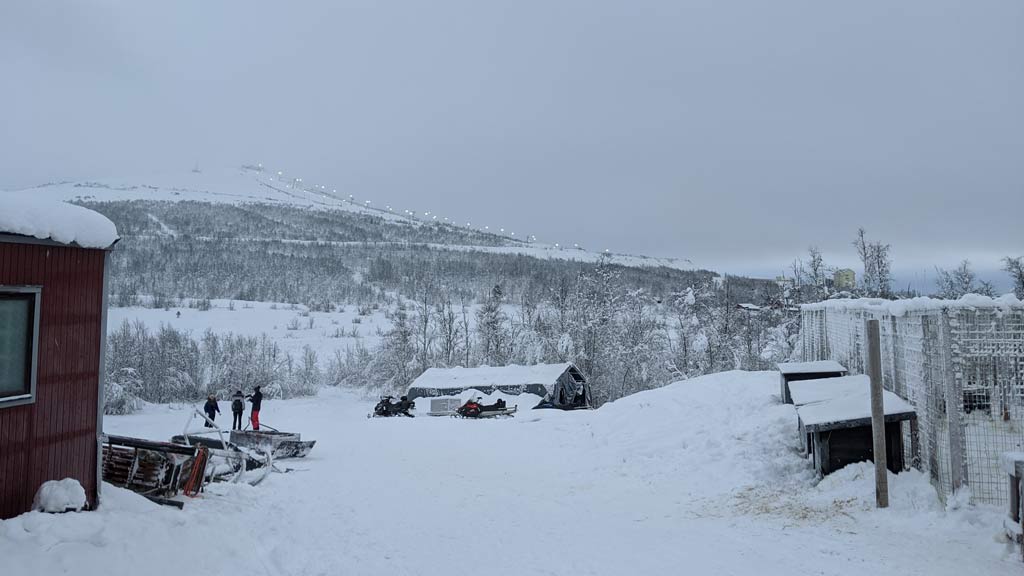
[280,345,322,398]
[105,320,321,406]
[104,368,142,415]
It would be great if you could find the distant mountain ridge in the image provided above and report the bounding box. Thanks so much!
[13,165,693,272]
[10,166,726,310]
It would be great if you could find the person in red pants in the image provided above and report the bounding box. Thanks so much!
[246,386,264,430]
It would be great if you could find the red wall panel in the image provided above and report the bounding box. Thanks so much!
[0,241,106,519]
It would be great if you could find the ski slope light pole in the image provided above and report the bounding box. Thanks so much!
[867,318,889,508]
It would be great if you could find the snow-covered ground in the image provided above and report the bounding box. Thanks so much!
[1,371,1016,575]
[109,299,392,358]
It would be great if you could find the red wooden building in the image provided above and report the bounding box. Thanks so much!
[0,198,117,519]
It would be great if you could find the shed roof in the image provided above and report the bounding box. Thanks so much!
[777,360,847,375]
[410,363,575,391]
[0,194,118,249]
[788,375,869,406]
[797,389,915,432]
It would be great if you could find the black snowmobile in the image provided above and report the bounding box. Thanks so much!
[370,395,415,418]
[455,397,517,418]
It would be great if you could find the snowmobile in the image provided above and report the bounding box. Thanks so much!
[455,397,517,418]
[369,395,415,418]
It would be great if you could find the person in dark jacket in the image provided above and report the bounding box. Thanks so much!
[203,395,220,427]
[398,396,412,413]
[230,390,245,430]
[246,386,264,431]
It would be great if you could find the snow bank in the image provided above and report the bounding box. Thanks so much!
[2,482,280,576]
[0,194,118,248]
[809,462,944,513]
[802,294,1024,316]
[32,479,87,513]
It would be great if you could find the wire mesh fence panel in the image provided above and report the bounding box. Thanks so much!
[799,299,1024,506]
[952,309,1024,505]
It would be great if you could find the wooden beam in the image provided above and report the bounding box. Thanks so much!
[801,412,916,433]
[867,319,889,508]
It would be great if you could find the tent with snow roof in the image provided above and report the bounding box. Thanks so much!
[407,363,591,409]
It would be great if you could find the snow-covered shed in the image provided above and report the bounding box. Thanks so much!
[795,382,916,477]
[407,363,591,409]
[0,196,118,519]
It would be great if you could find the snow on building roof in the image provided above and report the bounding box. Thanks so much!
[801,295,1024,316]
[788,375,869,406]
[797,389,915,431]
[409,363,575,391]
[0,194,118,249]
[777,360,847,375]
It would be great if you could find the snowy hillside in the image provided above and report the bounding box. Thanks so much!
[13,165,692,270]
[0,371,1014,575]
[108,299,392,360]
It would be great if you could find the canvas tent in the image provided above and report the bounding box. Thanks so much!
[407,363,591,409]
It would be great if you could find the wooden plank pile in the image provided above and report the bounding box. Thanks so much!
[101,435,204,508]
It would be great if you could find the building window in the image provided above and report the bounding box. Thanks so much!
[0,287,40,407]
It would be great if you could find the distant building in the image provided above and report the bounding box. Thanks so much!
[407,363,590,410]
[833,269,856,291]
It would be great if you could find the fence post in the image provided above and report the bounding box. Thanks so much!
[890,316,903,397]
[867,319,889,508]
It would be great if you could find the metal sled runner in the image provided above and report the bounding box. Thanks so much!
[229,426,316,459]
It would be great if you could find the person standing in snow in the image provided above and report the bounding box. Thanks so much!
[398,395,413,414]
[230,390,245,430]
[203,394,220,427]
[247,386,264,431]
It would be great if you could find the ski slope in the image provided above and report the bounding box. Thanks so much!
[0,371,1015,575]
[9,166,693,271]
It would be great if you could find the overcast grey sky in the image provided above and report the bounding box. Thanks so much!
[2,1,1022,285]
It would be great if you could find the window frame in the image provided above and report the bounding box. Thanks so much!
[0,286,41,408]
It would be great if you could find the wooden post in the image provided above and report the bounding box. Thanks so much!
[867,319,889,508]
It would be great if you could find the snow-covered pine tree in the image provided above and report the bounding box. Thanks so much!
[476,285,510,366]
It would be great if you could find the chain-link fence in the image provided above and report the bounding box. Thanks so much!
[799,297,1024,506]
